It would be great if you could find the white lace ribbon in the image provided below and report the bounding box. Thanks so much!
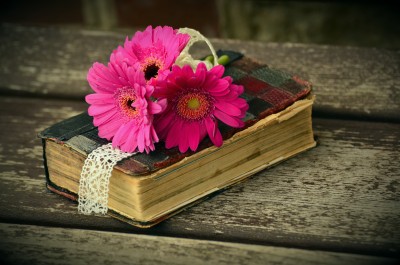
[176,27,219,70]
[78,143,133,215]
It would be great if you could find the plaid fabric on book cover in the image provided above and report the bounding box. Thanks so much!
[220,50,311,122]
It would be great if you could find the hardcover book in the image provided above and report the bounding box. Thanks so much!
[39,51,316,227]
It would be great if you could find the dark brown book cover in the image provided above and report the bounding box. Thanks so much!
[39,50,313,227]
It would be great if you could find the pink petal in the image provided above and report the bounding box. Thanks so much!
[157,98,168,112]
[174,76,188,92]
[182,64,194,79]
[214,101,242,116]
[199,122,207,140]
[177,32,190,50]
[196,62,207,75]
[135,66,147,85]
[88,104,116,116]
[194,63,207,87]
[188,122,200,151]
[165,119,182,149]
[214,109,244,128]
[235,98,249,115]
[85,93,114,105]
[155,110,174,138]
[151,126,159,143]
[215,89,239,101]
[153,79,176,98]
[221,76,233,84]
[209,65,225,78]
[144,124,151,146]
[110,60,126,80]
[95,63,120,83]
[207,79,229,93]
[178,125,189,153]
[132,25,153,47]
[205,117,223,147]
[112,123,130,147]
[145,84,155,98]
[98,127,114,140]
[126,67,143,88]
[201,74,217,90]
[120,126,139,153]
[93,109,119,127]
[203,78,229,98]
[96,112,124,139]
[155,27,175,50]
[155,69,170,83]
[137,126,145,153]
[148,100,166,114]
[187,76,200,88]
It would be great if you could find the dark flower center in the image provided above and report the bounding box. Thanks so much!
[144,63,160,81]
[127,99,136,111]
[114,87,139,121]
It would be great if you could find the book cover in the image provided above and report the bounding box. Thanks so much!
[39,51,315,227]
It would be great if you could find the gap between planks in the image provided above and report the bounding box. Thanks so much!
[0,223,398,265]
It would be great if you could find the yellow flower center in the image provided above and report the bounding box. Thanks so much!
[176,93,211,120]
[187,98,200,110]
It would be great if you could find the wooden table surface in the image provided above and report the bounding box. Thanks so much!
[0,24,399,265]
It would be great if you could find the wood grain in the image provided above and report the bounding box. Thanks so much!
[1,223,396,265]
[1,23,399,263]
[0,24,399,122]
[0,96,399,257]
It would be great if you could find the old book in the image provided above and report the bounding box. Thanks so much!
[39,51,316,228]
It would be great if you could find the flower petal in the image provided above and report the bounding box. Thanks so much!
[120,126,138,153]
[137,128,145,153]
[85,93,115,105]
[188,122,200,151]
[205,117,223,147]
[97,116,123,140]
[179,123,190,153]
[155,110,174,138]
[209,64,225,78]
[93,109,119,127]
[88,104,116,116]
[151,126,159,143]
[112,123,130,147]
[214,109,244,128]
[207,79,229,93]
[214,101,242,116]
[166,119,182,149]
[148,100,166,114]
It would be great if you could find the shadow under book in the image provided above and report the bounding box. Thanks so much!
[39,52,316,228]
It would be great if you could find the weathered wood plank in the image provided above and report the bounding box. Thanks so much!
[0,24,399,121]
[0,95,399,257]
[1,223,396,265]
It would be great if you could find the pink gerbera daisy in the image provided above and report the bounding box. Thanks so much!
[115,25,190,84]
[155,62,249,153]
[86,56,167,153]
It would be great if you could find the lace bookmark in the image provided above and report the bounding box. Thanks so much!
[176,27,219,70]
[78,143,133,215]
